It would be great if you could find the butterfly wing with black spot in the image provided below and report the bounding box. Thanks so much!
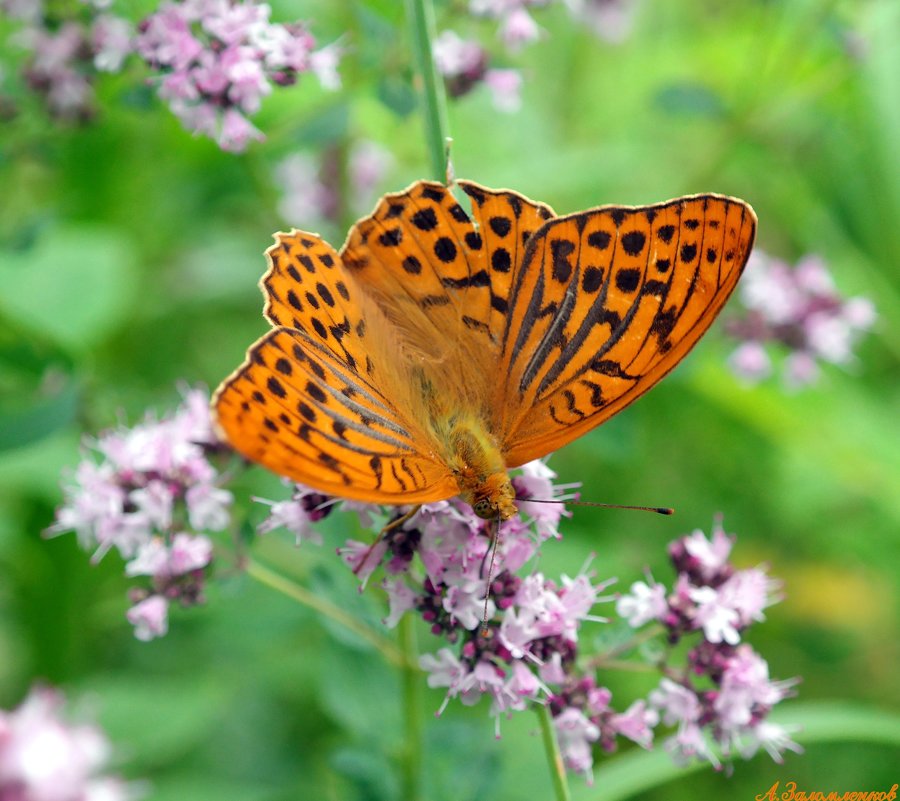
[496,195,757,467]
[213,232,458,503]
[339,180,555,406]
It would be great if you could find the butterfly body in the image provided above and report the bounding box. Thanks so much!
[442,417,517,520]
[213,180,756,516]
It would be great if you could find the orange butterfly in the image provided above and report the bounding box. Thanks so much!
[213,180,756,520]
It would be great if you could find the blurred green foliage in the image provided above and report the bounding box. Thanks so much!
[1,0,898,799]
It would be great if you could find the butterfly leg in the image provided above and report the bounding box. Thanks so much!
[352,505,423,577]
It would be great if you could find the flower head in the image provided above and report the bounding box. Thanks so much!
[134,0,340,151]
[50,388,226,639]
[0,686,138,799]
[727,250,876,388]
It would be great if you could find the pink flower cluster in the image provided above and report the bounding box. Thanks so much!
[611,519,801,770]
[468,0,547,52]
[467,0,636,44]
[726,251,876,388]
[134,0,341,151]
[49,389,229,640]
[256,467,798,778]
[565,0,637,44]
[434,0,637,112]
[433,29,523,113]
[7,2,132,121]
[0,685,139,800]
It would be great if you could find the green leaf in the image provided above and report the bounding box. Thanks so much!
[0,224,138,351]
[653,82,725,118]
[0,372,80,452]
[89,674,232,766]
[377,75,418,117]
[291,102,350,147]
[330,747,399,801]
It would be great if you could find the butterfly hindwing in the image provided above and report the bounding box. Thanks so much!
[215,328,457,502]
[497,195,756,467]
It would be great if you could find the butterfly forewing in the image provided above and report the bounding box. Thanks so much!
[497,195,756,467]
[341,181,553,360]
[456,181,555,345]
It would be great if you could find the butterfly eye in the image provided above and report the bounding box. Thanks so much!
[473,499,494,520]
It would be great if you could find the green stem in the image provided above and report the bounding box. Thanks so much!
[245,558,407,667]
[537,703,571,801]
[399,616,424,801]
[406,0,451,182]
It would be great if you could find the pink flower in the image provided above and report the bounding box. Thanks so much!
[125,538,170,578]
[610,700,658,748]
[728,340,772,382]
[506,660,541,699]
[338,539,388,584]
[168,532,213,574]
[569,0,637,44]
[688,585,741,645]
[420,648,475,714]
[433,30,485,77]
[739,720,803,763]
[719,567,780,627]
[274,152,332,226]
[0,686,135,801]
[499,7,541,50]
[484,68,522,112]
[382,578,418,628]
[310,42,342,90]
[554,707,600,775]
[186,484,232,531]
[682,522,733,582]
[616,578,667,627]
[126,595,169,641]
[255,490,328,545]
[649,678,700,728]
[664,721,718,768]
[92,15,132,72]
[217,107,262,151]
[783,350,820,387]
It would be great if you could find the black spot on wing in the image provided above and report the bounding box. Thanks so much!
[411,208,438,231]
[621,230,646,256]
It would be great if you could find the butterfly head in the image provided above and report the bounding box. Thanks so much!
[464,473,517,522]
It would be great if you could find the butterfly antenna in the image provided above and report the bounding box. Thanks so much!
[523,499,675,516]
[481,514,502,634]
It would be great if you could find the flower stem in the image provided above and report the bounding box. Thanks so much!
[399,616,424,801]
[406,0,451,182]
[245,558,407,667]
[537,703,571,801]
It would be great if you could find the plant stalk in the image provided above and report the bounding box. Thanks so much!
[399,616,424,801]
[406,0,451,182]
[245,558,407,667]
[537,703,572,801]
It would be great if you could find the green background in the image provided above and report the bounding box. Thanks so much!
[1,0,898,798]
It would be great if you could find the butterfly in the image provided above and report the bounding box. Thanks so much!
[213,180,756,521]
